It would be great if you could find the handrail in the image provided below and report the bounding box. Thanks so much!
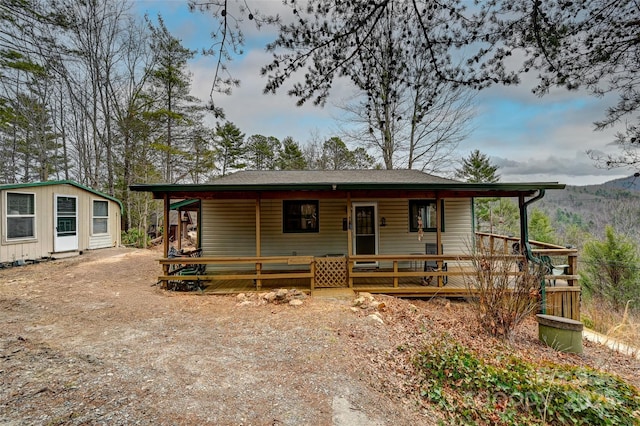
[156,233,580,289]
[475,232,579,286]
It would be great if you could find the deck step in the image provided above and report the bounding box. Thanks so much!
[50,251,81,260]
[311,288,355,300]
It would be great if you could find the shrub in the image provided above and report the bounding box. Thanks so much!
[462,241,542,340]
[121,228,148,248]
[414,336,640,425]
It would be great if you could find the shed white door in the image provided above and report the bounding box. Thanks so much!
[352,202,378,264]
[54,195,78,252]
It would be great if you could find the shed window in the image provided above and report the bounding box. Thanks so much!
[283,200,318,233]
[6,192,36,240]
[92,200,109,234]
[409,200,444,232]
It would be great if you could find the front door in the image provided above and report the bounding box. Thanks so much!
[54,195,78,252]
[352,202,378,264]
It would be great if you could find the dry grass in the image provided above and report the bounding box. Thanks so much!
[582,297,640,356]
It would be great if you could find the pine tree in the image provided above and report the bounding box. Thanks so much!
[277,137,307,170]
[528,208,556,244]
[146,16,200,183]
[213,121,245,176]
[455,150,500,183]
[580,226,640,312]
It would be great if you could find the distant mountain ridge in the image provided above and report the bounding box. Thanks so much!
[536,174,640,243]
[600,174,640,192]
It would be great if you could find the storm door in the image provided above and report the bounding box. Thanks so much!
[352,202,378,265]
[54,195,78,252]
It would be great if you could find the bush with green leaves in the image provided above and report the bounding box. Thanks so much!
[121,228,148,248]
[580,225,640,312]
[413,336,640,425]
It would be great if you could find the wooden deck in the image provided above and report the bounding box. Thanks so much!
[156,233,580,319]
[198,274,469,297]
[177,267,566,298]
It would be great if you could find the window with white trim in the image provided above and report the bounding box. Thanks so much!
[92,200,109,234]
[6,192,36,240]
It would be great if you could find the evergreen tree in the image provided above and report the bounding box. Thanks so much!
[580,226,640,312]
[213,121,245,176]
[146,15,200,183]
[456,150,501,232]
[186,124,217,183]
[245,134,280,170]
[455,150,500,183]
[277,137,307,170]
[528,209,556,244]
[320,137,374,170]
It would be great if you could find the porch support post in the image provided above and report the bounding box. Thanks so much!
[347,192,353,288]
[177,209,183,251]
[255,196,261,256]
[255,196,262,291]
[436,193,443,287]
[162,193,170,287]
[163,193,170,258]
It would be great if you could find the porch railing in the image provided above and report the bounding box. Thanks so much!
[159,256,315,290]
[475,232,579,286]
[157,233,579,291]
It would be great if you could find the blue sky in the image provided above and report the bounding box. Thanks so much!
[133,0,632,185]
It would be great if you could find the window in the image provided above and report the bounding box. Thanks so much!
[6,192,36,240]
[92,200,109,234]
[409,200,444,232]
[283,200,319,233]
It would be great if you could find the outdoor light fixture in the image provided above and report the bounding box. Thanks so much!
[380,217,386,227]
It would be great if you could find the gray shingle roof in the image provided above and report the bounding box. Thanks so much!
[210,170,459,185]
[130,169,565,196]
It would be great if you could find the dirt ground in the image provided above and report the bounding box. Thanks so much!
[1,247,638,425]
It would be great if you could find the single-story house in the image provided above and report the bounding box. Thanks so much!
[131,170,580,317]
[0,180,122,264]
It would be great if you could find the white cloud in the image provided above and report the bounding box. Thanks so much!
[189,45,356,143]
[151,1,636,185]
[492,151,630,185]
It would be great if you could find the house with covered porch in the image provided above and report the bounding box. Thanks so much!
[131,170,579,318]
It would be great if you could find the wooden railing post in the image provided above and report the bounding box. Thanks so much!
[255,262,262,290]
[310,261,315,290]
[348,259,354,288]
[393,260,399,288]
[568,252,578,286]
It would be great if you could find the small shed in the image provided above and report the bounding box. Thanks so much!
[0,180,122,264]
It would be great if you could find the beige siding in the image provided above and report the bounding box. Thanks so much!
[260,198,349,257]
[88,198,121,249]
[0,183,121,263]
[372,198,473,268]
[201,197,473,271]
[201,199,257,258]
[201,198,350,271]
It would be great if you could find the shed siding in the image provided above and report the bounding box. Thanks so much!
[88,198,121,249]
[201,197,473,271]
[0,183,121,263]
